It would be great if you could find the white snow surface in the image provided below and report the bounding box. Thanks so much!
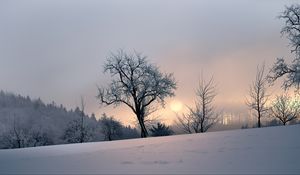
[0,125,300,174]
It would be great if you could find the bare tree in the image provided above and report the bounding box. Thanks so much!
[177,75,219,133]
[97,50,176,137]
[176,113,193,134]
[246,64,269,128]
[268,4,300,90]
[1,115,25,149]
[13,117,22,148]
[29,126,53,147]
[270,94,300,125]
[98,113,122,141]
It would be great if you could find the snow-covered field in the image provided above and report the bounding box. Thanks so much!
[0,125,299,174]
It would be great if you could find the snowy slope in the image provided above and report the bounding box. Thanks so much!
[0,125,299,174]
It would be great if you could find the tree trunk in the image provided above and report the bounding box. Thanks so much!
[17,139,21,148]
[141,121,148,138]
[258,112,261,128]
[136,108,148,138]
[34,140,38,147]
[137,117,148,138]
[200,122,204,133]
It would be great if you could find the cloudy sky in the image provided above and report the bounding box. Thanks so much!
[0,0,298,125]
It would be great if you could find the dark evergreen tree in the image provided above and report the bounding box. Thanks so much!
[150,122,173,137]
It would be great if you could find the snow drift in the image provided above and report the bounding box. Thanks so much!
[0,125,299,174]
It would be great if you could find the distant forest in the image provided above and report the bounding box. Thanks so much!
[0,91,139,149]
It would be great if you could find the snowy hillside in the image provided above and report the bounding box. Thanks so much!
[0,125,299,174]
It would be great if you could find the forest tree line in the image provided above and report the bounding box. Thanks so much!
[0,91,140,149]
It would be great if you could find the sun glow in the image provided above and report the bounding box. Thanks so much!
[170,100,183,112]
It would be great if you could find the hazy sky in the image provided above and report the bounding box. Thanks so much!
[0,0,298,125]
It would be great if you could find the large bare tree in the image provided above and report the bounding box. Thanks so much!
[246,64,269,128]
[270,94,300,125]
[97,50,176,137]
[269,4,300,90]
[177,75,219,133]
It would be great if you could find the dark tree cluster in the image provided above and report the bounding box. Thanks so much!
[150,122,173,137]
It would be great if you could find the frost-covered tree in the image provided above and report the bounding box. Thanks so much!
[149,122,173,137]
[1,117,25,148]
[62,118,93,143]
[0,116,50,149]
[28,127,53,147]
[62,97,94,143]
[246,64,269,128]
[269,4,300,90]
[97,50,177,138]
[177,75,219,133]
[270,94,300,125]
[98,114,122,141]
